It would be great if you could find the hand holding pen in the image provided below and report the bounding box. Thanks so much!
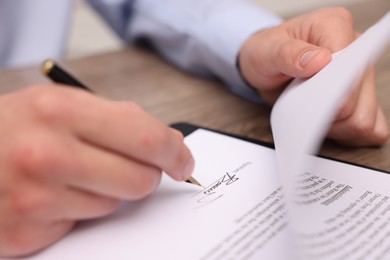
[42,59,201,187]
[0,60,197,258]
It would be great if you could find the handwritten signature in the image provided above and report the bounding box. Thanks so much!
[203,172,239,195]
[195,172,239,208]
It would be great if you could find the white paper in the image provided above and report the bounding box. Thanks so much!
[272,11,390,166]
[9,128,390,260]
[270,11,390,259]
[9,129,290,260]
[284,153,390,259]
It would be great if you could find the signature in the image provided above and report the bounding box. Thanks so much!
[203,172,239,195]
[194,172,239,208]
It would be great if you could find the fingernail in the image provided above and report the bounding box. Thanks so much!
[182,156,195,181]
[299,50,321,68]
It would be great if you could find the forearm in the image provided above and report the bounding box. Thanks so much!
[88,0,282,102]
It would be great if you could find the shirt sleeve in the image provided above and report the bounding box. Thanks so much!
[88,0,282,103]
[0,0,74,68]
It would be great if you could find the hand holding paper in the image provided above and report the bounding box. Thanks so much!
[271,10,390,185]
[240,8,389,146]
[271,10,390,259]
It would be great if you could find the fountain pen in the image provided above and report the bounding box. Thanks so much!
[41,59,202,187]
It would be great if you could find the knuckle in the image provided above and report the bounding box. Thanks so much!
[350,116,375,138]
[122,101,144,114]
[140,127,169,157]
[377,131,390,145]
[10,189,50,218]
[29,89,70,124]
[337,100,355,120]
[332,7,353,23]
[121,101,171,158]
[373,136,389,146]
[278,39,305,72]
[9,142,63,178]
[372,126,390,146]
[320,7,353,25]
[279,40,297,60]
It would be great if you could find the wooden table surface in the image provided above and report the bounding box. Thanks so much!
[0,0,389,171]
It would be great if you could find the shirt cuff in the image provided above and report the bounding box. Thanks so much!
[203,1,282,102]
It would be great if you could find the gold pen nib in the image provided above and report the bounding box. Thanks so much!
[42,59,55,75]
[186,176,204,188]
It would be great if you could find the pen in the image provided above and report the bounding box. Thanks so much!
[41,59,202,187]
[42,59,89,91]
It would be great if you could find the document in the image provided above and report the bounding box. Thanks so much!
[12,127,390,260]
[14,128,288,260]
[6,11,390,260]
[270,10,390,259]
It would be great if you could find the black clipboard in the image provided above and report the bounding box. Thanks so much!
[171,122,390,175]
[171,122,274,149]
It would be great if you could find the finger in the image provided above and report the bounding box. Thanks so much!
[242,29,332,90]
[298,7,356,52]
[78,101,194,182]
[9,102,164,201]
[272,39,332,79]
[56,189,120,220]
[64,139,163,201]
[333,106,389,146]
[239,7,358,99]
[333,69,372,122]
[10,184,120,221]
[327,72,377,140]
[58,189,120,220]
[2,220,74,257]
[265,7,356,73]
[273,7,357,78]
[251,37,331,104]
[263,7,357,80]
[326,69,388,145]
[74,102,194,181]
[29,86,194,181]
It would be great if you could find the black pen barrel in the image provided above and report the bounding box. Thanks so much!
[42,59,90,91]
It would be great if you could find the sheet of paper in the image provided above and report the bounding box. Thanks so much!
[286,154,390,259]
[11,129,290,260]
[270,11,390,259]
[271,10,390,187]
[272,10,390,161]
[9,128,390,260]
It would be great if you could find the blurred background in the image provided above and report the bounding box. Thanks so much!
[67,0,368,59]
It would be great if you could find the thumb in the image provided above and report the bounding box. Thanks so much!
[257,42,332,104]
[240,31,333,93]
[275,39,332,78]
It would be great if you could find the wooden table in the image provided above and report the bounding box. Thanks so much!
[0,0,389,171]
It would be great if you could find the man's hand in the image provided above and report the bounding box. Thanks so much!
[239,7,389,146]
[0,85,194,257]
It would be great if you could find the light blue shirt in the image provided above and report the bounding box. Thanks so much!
[0,0,282,102]
[0,0,73,68]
